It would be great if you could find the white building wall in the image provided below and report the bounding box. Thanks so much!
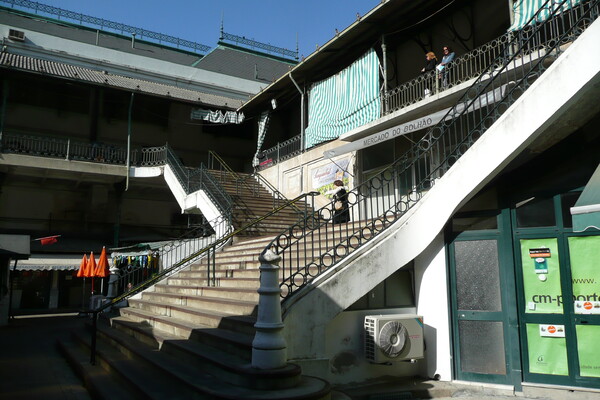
[415,234,452,381]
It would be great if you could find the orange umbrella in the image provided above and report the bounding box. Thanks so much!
[76,254,88,278]
[88,252,97,277]
[95,247,110,278]
[88,251,98,294]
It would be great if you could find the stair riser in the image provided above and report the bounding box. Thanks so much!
[141,293,257,316]
[121,306,221,331]
[188,330,252,362]
[155,285,260,302]
[179,270,262,279]
[111,320,165,350]
[167,278,260,289]
[75,339,153,399]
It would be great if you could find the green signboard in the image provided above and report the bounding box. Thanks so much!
[520,238,563,314]
[526,323,568,376]
[576,325,600,378]
[568,236,600,315]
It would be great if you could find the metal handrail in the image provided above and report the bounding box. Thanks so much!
[104,216,225,305]
[265,0,599,300]
[255,134,303,171]
[207,150,305,221]
[89,191,320,364]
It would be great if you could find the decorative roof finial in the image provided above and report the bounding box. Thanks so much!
[220,12,224,40]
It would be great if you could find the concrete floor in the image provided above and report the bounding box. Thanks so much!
[0,313,91,400]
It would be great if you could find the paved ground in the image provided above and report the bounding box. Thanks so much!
[0,313,91,400]
[1,313,595,400]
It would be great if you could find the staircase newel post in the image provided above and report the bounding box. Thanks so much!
[252,249,286,369]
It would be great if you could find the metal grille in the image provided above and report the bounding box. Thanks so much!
[364,316,377,361]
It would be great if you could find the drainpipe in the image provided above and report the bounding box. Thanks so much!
[381,35,388,114]
[0,80,8,149]
[288,72,305,150]
[125,93,134,191]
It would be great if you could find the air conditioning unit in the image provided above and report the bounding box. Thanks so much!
[8,29,25,41]
[364,314,424,363]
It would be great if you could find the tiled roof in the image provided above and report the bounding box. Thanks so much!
[0,52,244,109]
[195,44,294,83]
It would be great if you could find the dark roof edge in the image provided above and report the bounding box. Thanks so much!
[215,41,298,65]
[237,0,386,112]
[0,5,208,57]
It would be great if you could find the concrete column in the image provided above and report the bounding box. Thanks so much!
[106,266,120,300]
[251,250,286,369]
[48,270,59,309]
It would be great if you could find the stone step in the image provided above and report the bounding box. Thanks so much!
[123,300,255,332]
[140,291,258,316]
[154,284,260,302]
[67,327,203,400]
[57,334,141,400]
[109,314,254,362]
[77,319,331,398]
[166,276,260,289]
[178,268,263,279]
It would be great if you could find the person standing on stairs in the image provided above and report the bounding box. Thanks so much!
[328,180,350,224]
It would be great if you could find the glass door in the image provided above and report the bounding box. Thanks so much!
[448,210,518,385]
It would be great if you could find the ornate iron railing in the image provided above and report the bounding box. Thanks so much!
[0,131,139,164]
[0,0,211,54]
[383,34,513,115]
[220,30,298,60]
[254,134,303,171]
[208,150,288,205]
[265,0,599,300]
[104,214,229,299]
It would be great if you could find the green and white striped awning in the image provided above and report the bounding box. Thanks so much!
[509,0,583,31]
[304,48,381,149]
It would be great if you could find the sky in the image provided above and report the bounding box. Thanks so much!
[20,0,382,59]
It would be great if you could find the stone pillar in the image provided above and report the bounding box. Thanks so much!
[251,250,286,369]
[106,266,120,300]
[48,270,59,309]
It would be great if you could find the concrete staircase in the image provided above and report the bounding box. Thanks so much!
[57,174,335,399]
[213,170,309,237]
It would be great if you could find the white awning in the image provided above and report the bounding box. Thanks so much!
[15,254,83,271]
[324,83,512,159]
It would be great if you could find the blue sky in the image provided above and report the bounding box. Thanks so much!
[21,0,381,59]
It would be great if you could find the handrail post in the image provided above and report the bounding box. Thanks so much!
[252,249,286,369]
[91,311,98,365]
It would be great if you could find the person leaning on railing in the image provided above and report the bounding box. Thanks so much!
[421,51,438,97]
[437,46,455,88]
